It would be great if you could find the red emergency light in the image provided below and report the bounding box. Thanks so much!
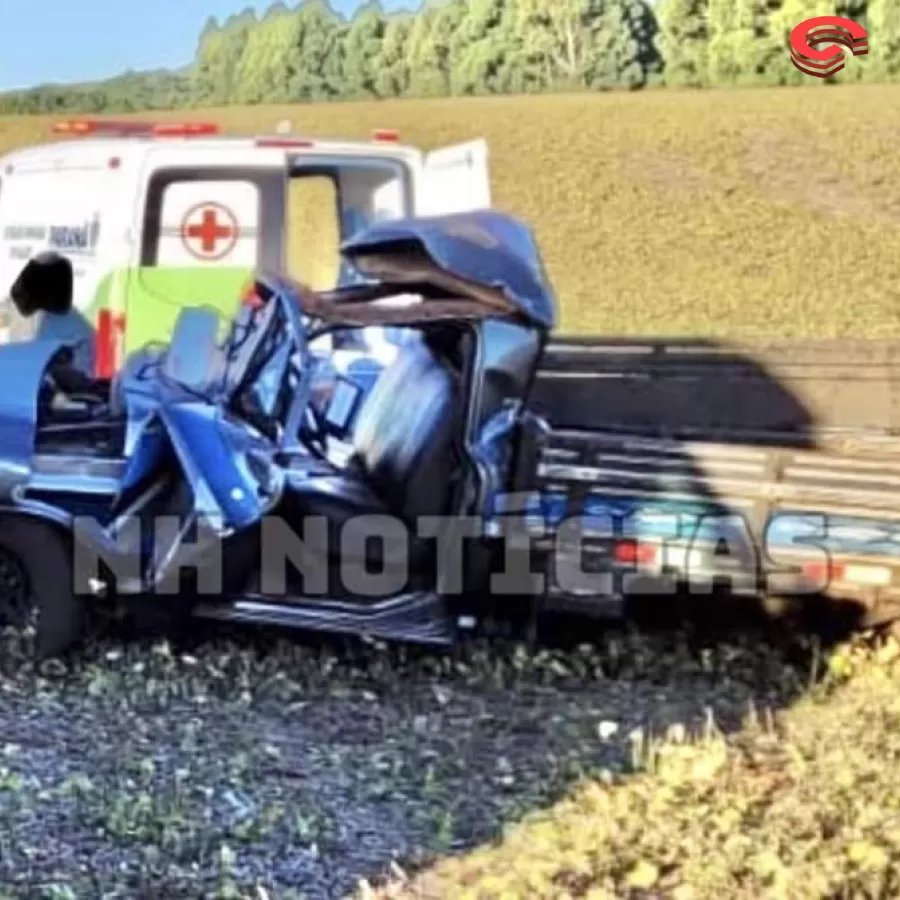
[372,129,399,142]
[52,119,220,137]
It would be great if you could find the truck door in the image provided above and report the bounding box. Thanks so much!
[416,139,491,216]
[127,153,285,353]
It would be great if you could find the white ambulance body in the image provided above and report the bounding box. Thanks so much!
[0,119,491,372]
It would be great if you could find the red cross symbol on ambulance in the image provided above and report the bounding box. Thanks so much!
[180,202,239,260]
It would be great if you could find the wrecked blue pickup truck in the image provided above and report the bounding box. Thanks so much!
[0,210,556,656]
[4,209,900,657]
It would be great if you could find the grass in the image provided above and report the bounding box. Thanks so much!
[0,617,825,899]
[1,86,900,897]
[3,85,900,336]
[372,634,900,900]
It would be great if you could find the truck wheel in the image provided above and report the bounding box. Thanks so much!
[0,517,84,659]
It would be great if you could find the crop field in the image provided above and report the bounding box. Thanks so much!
[4,84,900,336]
[2,86,900,899]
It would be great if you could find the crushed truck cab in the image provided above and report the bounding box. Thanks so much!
[0,118,491,374]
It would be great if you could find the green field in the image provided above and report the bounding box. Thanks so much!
[4,84,900,337]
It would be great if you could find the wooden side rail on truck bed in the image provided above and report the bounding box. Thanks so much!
[523,337,900,622]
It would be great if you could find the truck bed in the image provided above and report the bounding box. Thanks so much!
[533,336,900,435]
[526,337,900,621]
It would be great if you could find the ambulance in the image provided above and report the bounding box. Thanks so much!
[0,118,491,376]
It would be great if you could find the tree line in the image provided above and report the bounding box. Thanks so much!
[1,0,898,115]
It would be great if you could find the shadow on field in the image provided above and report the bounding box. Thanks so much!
[73,602,859,898]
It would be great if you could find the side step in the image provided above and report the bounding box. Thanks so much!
[192,590,458,645]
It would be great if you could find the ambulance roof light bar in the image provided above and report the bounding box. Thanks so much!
[254,136,315,149]
[256,126,400,148]
[51,119,220,137]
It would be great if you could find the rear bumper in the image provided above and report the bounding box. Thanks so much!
[533,532,900,618]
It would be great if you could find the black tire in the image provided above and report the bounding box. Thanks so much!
[0,516,84,659]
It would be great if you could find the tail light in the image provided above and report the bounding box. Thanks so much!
[95,309,126,378]
[802,561,843,583]
[612,539,657,565]
[802,560,891,587]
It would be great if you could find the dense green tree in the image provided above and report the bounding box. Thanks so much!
[706,0,759,84]
[655,0,709,86]
[406,0,468,97]
[230,4,311,104]
[512,0,603,88]
[742,0,790,84]
[764,0,839,84]
[284,0,344,100]
[866,0,900,80]
[341,0,388,97]
[192,9,258,105]
[834,0,869,81]
[1,0,899,115]
[449,0,506,95]
[483,0,548,93]
[499,0,660,90]
[584,0,663,88]
[372,15,414,96]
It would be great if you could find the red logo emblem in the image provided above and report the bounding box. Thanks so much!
[789,16,868,78]
[180,203,239,260]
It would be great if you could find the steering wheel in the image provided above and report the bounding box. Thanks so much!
[225,278,336,458]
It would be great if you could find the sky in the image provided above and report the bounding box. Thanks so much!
[0,0,406,92]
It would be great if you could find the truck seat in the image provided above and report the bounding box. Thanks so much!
[284,336,459,572]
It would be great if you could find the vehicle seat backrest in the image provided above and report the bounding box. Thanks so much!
[351,338,458,522]
[162,306,226,393]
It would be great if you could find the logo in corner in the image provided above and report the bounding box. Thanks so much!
[790,16,868,78]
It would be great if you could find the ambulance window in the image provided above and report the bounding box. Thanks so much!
[338,164,408,231]
[285,174,340,290]
[140,168,283,270]
[286,158,411,289]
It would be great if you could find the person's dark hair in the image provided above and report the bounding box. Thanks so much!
[10,251,74,317]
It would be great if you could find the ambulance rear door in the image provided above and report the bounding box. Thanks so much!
[127,143,287,352]
[415,138,491,216]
